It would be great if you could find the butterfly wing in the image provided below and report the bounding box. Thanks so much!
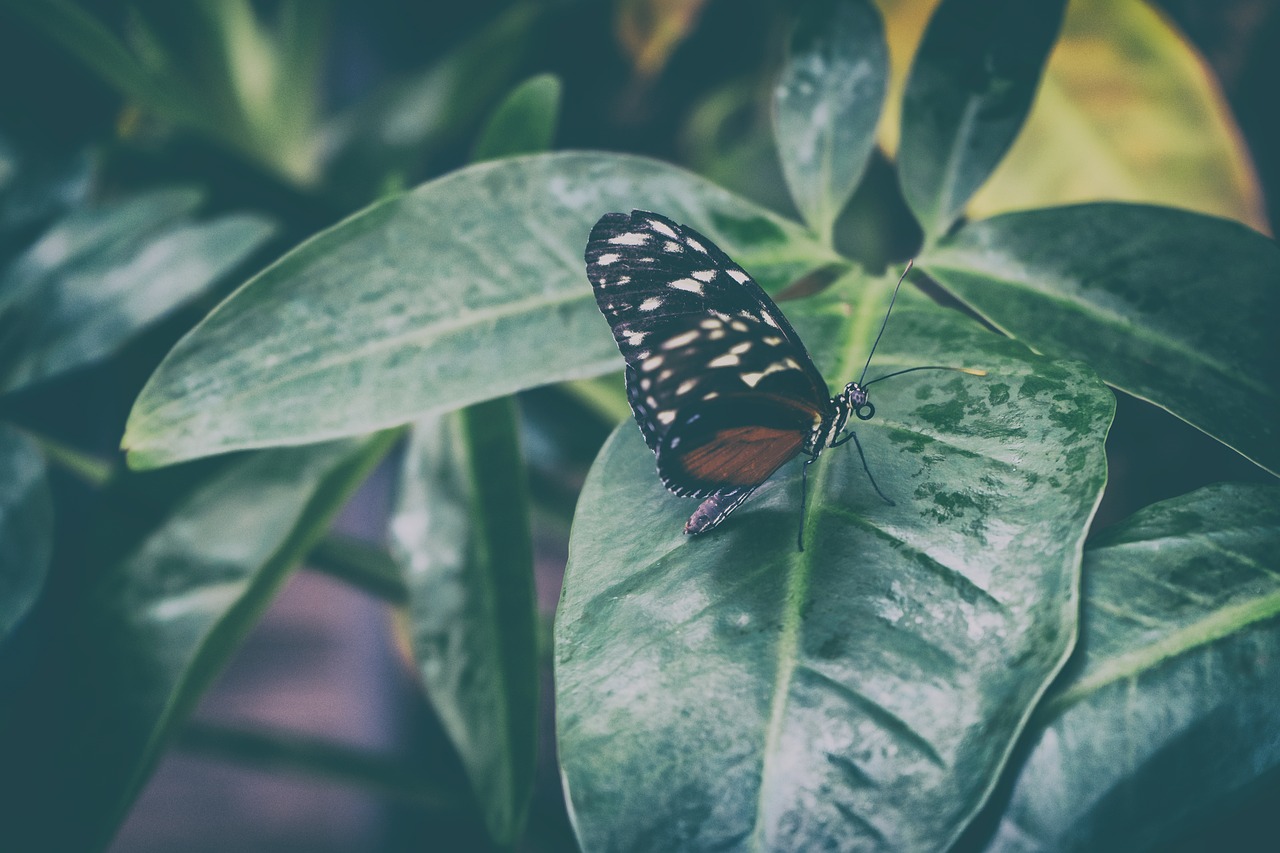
[586,210,833,529]
[586,210,826,394]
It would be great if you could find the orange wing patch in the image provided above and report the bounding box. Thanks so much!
[677,426,806,486]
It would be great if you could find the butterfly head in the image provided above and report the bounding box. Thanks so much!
[842,381,875,421]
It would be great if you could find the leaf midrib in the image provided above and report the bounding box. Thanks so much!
[132,285,595,429]
[747,275,889,850]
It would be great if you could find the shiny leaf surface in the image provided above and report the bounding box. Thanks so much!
[0,188,274,394]
[773,0,887,242]
[124,152,835,468]
[920,203,1280,476]
[391,402,538,846]
[975,483,1280,851]
[897,0,1067,238]
[556,276,1114,851]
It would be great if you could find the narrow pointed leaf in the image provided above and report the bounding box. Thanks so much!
[556,281,1114,851]
[0,425,51,644]
[975,483,1280,851]
[0,188,275,393]
[382,72,553,846]
[2,434,395,851]
[124,152,835,469]
[472,73,561,163]
[391,402,538,846]
[773,0,887,242]
[919,203,1280,476]
[897,0,1067,238]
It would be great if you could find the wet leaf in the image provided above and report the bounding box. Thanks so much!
[556,274,1114,851]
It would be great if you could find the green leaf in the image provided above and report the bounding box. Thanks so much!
[555,275,1115,851]
[472,73,561,163]
[1,433,396,851]
[897,0,1067,238]
[0,188,275,394]
[123,151,835,469]
[0,425,51,644]
[974,483,1280,851]
[391,400,538,846]
[919,203,1280,477]
[773,0,887,243]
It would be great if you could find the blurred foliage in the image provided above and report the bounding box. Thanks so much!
[0,0,1277,850]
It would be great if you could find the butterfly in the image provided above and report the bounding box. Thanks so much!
[585,210,958,550]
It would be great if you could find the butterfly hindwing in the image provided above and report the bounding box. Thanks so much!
[655,391,815,497]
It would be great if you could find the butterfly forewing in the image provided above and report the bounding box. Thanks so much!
[587,211,822,386]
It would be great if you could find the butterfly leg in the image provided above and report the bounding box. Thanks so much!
[833,431,896,506]
[685,485,760,536]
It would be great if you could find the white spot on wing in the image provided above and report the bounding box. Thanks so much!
[664,241,683,253]
[662,330,700,349]
[700,318,720,329]
[728,269,751,284]
[670,278,703,294]
[692,270,717,282]
[740,361,796,388]
[686,237,708,254]
[610,232,649,246]
[597,253,619,265]
[730,342,752,355]
[676,379,697,395]
[643,354,664,370]
[731,320,750,332]
[639,297,663,311]
[702,392,719,401]
[623,330,647,345]
[657,410,677,425]
[648,219,678,238]
[708,354,740,368]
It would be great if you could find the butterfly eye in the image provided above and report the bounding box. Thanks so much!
[855,401,875,421]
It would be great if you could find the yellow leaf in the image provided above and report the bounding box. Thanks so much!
[876,0,1267,232]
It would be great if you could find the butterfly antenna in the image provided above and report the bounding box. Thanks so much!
[858,259,914,386]
[865,365,987,386]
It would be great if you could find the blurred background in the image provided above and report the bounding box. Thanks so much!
[1,0,1277,849]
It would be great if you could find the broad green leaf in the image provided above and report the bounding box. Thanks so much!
[556,275,1115,852]
[124,151,836,469]
[773,0,887,243]
[974,483,1280,852]
[919,203,1280,477]
[0,188,274,394]
[0,425,51,643]
[472,73,561,163]
[1,434,395,851]
[391,401,538,846]
[897,0,1067,238]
